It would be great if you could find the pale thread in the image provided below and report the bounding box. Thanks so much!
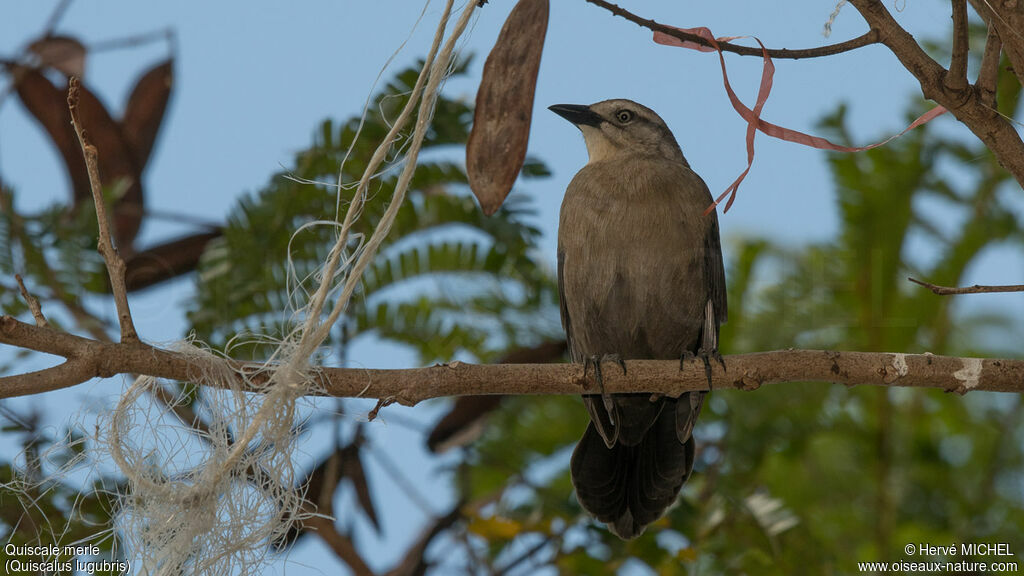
[97,1,479,573]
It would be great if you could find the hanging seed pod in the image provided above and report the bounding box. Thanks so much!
[466,0,549,215]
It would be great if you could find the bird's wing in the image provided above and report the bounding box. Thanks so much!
[698,215,727,356]
[560,248,619,447]
[704,213,728,327]
[556,249,579,363]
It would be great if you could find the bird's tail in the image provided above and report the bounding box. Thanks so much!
[570,398,695,539]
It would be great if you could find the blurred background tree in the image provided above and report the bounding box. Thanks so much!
[2,10,1023,576]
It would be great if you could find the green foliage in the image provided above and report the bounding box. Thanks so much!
[188,60,559,362]
[0,187,108,326]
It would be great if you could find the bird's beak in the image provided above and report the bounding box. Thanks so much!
[549,104,602,127]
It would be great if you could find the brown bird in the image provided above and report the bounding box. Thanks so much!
[551,99,727,539]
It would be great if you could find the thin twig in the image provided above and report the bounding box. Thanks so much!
[583,0,880,60]
[304,515,377,576]
[6,185,207,442]
[0,187,108,340]
[908,277,1024,295]
[493,531,562,576]
[67,77,138,342]
[947,0,970,93]
[366,442,436,516]
[42,0,74,37]
[14,275,47,328]
[977,23,1002,108]
[90,28,175,53]
[149,382,214,438]
[384,504,465,576]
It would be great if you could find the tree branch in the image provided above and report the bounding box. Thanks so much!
[977,23,1002,108]
[582,0,880,60]
[67,76,138,342]
[2,316,1022,401]
[384,504,464,576]
[968,0,1024,88]
[14,274,47,328]
[0,358,94,396]
[908,277,1024,295]
[0,315,220,397]
[304,516,376,576]
[0,187,109,340]
[849,0,1024,189]
[947,0,969,93]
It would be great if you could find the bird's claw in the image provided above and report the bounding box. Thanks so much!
[680,348,725,391]
[584,354,626,423]
[679,350,696,371]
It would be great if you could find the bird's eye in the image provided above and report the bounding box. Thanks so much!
[615,109,634,124]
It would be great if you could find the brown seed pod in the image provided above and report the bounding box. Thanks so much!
[466,0,549,216]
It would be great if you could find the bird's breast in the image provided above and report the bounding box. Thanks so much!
[558,160,713,360]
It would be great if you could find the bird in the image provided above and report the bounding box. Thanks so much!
[550,99,727,539]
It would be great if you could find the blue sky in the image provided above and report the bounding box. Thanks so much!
[2,1,1022,574]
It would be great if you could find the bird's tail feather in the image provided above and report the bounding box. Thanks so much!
[571,399,695,539]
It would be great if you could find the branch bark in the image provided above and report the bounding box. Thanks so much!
[67,77,138,342]
[304,516,376,576]
[947,0,969,93]
[977,23,1003,108]
[582,0,880,60]
[2,315,1022,401]
[849,0,1024,189]
[969,0,1024,88]
[909,277,1024,295]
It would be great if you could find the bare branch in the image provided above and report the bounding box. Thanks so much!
[366,442,436,516]
[2,316,1022,401]
[947,0,969,93]
[849,0,1024,189]
[583,0,880,60]
[494,528,562,576]
[304,516,376,576]
[149,381,214,437]
[0,315,221,398]
[968,0,1024,88]
[14,274,47,328]
[384,505,463,576]
[977,23,1002,108]
[0,187,108,340]
[908,277,1024,295]
[42,0,74,37]
[67,77,138,342]
[0,358,94,397]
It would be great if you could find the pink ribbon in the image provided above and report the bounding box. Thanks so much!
[654,27,947,214]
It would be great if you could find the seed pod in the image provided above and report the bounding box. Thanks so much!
[466,0,549,216]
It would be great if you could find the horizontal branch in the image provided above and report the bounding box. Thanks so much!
[583,0,880,59]
[0,315,224,397]
[2,315,1022,403]
[909,277,1024,295]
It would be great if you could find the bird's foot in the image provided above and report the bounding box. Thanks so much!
[584,354,626,422]
[681,348,725,391]
[679,350,695,371]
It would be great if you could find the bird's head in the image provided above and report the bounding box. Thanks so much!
[548,99,686,165]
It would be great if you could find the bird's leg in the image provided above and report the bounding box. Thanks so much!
[583,355,604,408]
[679,350,696,371]
[603,353,627,376]
[697,346,725,391]
[584,354,626,422]
[681,349,724,391]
